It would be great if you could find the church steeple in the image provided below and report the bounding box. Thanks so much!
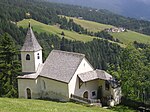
[21,22,42,52]
[21,22,43,73]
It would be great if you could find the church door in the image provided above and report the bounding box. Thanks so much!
[97,86,103,99]
[26,88,31,99]
[83,91,88,99]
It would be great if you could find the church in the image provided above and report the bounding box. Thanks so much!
[18,24,121,106]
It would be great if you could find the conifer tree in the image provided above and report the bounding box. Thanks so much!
[0,33,21,97]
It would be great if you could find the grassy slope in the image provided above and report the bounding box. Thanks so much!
[64,16,113,32]
[110,31,150,44]
[17,19,125,47]
[65,16,150,44]
[0,98,113,112]
[17,19,96,42]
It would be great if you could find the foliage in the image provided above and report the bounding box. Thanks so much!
[111,105,136,112]
[35,32,122,70]
[18,19,96,42]
[0,0,149,105]
[1,0,150,37]
[0,34,21,97]
[108,45,150,103]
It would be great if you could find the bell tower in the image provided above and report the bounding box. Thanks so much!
[21,22,42,73]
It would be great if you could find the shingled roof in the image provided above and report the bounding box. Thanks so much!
[39,50,85,83]
[78,69,112,82]
[21,26,42,51]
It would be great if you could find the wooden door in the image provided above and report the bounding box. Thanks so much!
[26,88,31,99]
[83,91,88,99]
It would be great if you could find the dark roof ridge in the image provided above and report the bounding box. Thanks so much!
[52,50,85,57]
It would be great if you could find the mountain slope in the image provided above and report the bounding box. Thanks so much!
[65,16,150,44]
[17,19,125,47]
[17,19,96,42]
[64,16,113,32]
[48,0,150,20]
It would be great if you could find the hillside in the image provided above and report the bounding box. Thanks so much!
[65,16,150,44]
[17,19,125,47]
[64,16,113,32]
[0,98,113,112]
[17,19,95,42]
[48,0,150,20]
[111,31,150,44]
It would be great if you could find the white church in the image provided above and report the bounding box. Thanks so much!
[18,24,121,106]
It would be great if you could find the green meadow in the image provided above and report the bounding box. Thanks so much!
[0,98,113,112]
[17,19,96,42]
[64,16,113,32]
[17,19,125,47]
[64,16,150,44]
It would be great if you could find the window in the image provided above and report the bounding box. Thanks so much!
[92,91,96,96]
[26,54,30,60]
[83,91,88,99]
[105,81,110,90]
[37,53,40,59]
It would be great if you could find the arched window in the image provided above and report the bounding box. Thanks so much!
[26,88,31,99]
[83,91,88,99]
[37,53,40,59]
[26,54,30,60]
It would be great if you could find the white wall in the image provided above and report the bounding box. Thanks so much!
[68,58,94,98]
[21,50,42,73]
[74,79,99,99]
[38,77,69,101]
[18,79,40,99]
[34,50,42,72]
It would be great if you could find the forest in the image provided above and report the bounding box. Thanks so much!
[0,0,149,107]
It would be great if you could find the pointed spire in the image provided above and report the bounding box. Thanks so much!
[21,22,42,52]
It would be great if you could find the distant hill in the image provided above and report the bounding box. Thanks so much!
[48,0,150,20]
[18,17,150,46]
[64,16,150,44]
[17,19,96,42]
[17,19,126,47]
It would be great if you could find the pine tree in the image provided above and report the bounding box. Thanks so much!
[0,33,21,97]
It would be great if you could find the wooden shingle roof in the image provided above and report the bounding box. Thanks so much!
[78,69,112,82]
[21,27,42,51]
[39,50,85,83]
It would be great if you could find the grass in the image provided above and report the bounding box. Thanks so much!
[0,98,114,112]
[63,16,113,32]
[111,105,136,112]
[63,16,150,44]
[17,19,125,47]
[110,30,150,44]
[17,19,96,42]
